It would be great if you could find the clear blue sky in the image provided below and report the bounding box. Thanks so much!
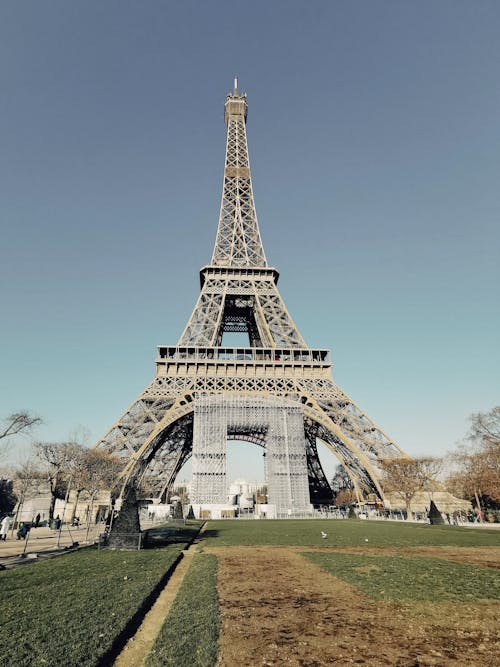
[1,1,499,482]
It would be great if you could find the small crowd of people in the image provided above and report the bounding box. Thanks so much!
[0,515,31,541]
[0,512,72,543]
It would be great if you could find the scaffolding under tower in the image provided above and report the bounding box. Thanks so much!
[191,393,311,515]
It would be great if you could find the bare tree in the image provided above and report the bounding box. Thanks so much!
[33,442,73,521]
[446,408,500,512]
[467,406,500,448]
[78,450,122,527]
[60,428,91,524]
[0,412,42,459]
[66,446,90,523]
[11,461,44,531]
[331,464,355,505]
[82,450,121,496]
[331,464,353,494]
[381,457,442,519]
[1,412,42,441]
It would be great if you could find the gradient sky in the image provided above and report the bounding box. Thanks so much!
[1,1,499,482]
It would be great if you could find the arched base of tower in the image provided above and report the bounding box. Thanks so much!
[191,394,313,516]
[98,384,395,513]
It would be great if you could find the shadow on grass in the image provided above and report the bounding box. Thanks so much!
[96,551,184,667]
[142,522,220,549]
[143,522,204,548]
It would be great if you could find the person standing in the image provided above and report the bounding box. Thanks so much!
[1,515,12,541]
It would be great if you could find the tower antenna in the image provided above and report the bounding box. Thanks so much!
[233,76,238,94]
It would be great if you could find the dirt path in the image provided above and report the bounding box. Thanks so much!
[113,542,199,667]
[212,546,499,666]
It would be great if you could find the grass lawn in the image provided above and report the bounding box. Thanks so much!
[146,553,219,667]
[202,518,500,547]
[303,551,500,602]
[2,518,497,666]
[0,545,186,666]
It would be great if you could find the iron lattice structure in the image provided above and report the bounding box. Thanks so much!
[95,81,408,506]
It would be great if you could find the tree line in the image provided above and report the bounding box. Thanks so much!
[332,406,499,520]
[0,413,121,523]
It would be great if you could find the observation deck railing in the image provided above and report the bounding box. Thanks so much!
[156,346,330,365]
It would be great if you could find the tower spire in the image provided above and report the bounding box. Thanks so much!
[211,85,267,267]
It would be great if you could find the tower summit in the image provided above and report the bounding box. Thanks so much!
[95,84,408,516]
[212,80,265,268]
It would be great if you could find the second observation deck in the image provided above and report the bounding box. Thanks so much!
[155,347,332,381]
[157,346,330,363]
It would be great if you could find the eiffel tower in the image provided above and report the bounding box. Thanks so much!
[96,80,407,513]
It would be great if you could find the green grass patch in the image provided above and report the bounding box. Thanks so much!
[146,553,219,667]
[202,519,500,547]
[0,546,185,666]
[303,551,500,602]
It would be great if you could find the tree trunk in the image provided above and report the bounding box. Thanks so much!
[49,492,57,522]
[70,489,82,523]
[11,491,25,534]
[474,488,483,522]
[404,498,412,520]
